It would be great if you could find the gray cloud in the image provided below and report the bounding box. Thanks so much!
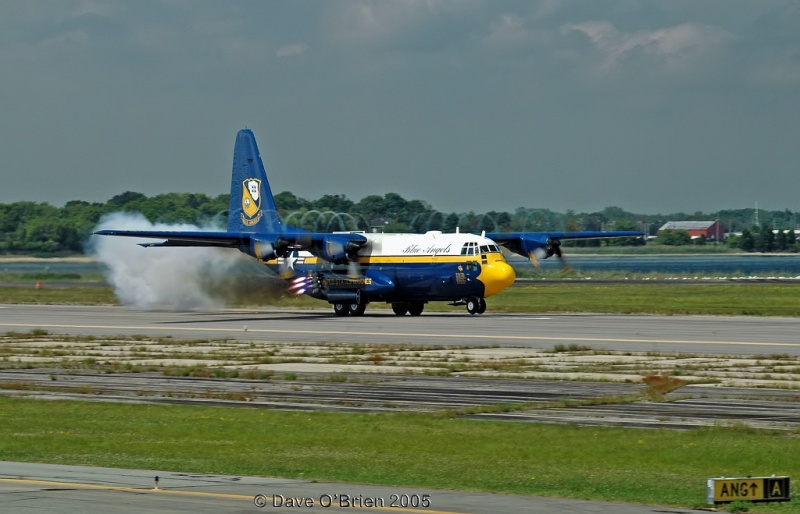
[1,1,799,215]
[562,21,733,74]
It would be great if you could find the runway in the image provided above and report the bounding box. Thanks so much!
[1,303,800,356]
[1,305,797,512]
[0,461,696,514]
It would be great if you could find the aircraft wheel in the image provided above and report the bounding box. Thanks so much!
[391,303,409,316]
[408,302,424,316]
[477,298,487,314]
[466,297,480,315]
[349,302,367,316]
[333,303,349,316]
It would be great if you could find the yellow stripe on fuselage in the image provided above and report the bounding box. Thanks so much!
[264,252,516,298]
[265,254,510,265]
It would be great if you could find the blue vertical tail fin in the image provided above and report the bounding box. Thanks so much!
[228,129,283,233]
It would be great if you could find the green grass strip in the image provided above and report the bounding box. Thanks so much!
[2,282,800,316]
[494,283,800,316]
[1,397,798,510]
[0,286,117,305]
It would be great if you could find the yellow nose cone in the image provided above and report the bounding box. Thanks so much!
[479,260,516,297]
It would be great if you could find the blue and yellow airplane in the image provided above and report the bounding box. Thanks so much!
[95,129,642,316]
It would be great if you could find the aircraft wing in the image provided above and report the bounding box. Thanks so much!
[93,229,368,263]
[485,231,644,259]
[93,229,248,248]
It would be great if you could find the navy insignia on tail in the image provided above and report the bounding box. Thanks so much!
[241,178,263,226]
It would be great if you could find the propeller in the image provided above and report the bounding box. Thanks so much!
[548,238,573,274]
[528,248,545,268]
[346,258,362,279]
[528,238,571,273]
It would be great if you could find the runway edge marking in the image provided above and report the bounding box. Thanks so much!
[0,322,798,348]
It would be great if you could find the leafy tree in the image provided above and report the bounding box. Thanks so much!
[739,229,755,252]
[441,213,459,233]
[382,221,411,233]
[776,230,790,252]
[108,191,146,208]
[611,220,645,246]
[755,225,775,253]
[496,212,512,232]
[5,187,800,256]
[314,194,353,213]
[351,195,385,222]
[656,229,691,246]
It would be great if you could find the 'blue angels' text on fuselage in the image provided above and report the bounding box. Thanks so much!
[402,244,452,255]
[93,129,643,317]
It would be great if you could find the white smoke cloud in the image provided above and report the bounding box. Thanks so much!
[88,212,276,310]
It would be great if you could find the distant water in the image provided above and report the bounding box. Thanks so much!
[513,255,800,275]
[0,260,103,275]
[3,255,800,276]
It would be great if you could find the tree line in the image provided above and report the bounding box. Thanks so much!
[0,190,798,255]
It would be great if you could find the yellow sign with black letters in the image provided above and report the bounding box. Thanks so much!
[709,476,790,504]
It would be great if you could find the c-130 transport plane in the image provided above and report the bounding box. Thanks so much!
[95,129,642,316]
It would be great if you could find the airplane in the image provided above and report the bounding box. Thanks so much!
[94,129,643,316]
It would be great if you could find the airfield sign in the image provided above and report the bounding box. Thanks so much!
[708,476,790,504]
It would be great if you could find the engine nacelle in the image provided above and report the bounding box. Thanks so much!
[316,234,364,263]
[517,235,561,260]
[249,237,289,260]
[518,235,548,257]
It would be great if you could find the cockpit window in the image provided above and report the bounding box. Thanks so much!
[460,242,479,256]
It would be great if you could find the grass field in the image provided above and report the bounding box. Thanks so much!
[2,282,800,317]
[0,397,797,512]
[496,283,800,316]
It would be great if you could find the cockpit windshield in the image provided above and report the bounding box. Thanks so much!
[460,242,478,256]
[463,242,500,255]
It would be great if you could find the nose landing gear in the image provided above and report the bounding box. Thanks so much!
[466,297,486,315]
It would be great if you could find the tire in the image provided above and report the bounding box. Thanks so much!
[349,302,367,316]
[391,303,409,316]
[466,297,480,315]
[333,303,349,316]
[408,302,424,316]
[477,298,487,314]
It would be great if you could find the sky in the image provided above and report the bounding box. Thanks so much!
[1,1,799,215]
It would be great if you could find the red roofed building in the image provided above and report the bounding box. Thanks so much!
[658,221,726,241]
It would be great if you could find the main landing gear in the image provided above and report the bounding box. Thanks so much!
[465,297,486,315]
[391,302,425,316]
[333,301,367,316]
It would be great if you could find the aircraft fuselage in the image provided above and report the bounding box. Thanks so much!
[267,231,516,314]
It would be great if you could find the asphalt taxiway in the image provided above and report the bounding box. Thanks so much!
[1,303,799,356]
[0,461,697,514]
